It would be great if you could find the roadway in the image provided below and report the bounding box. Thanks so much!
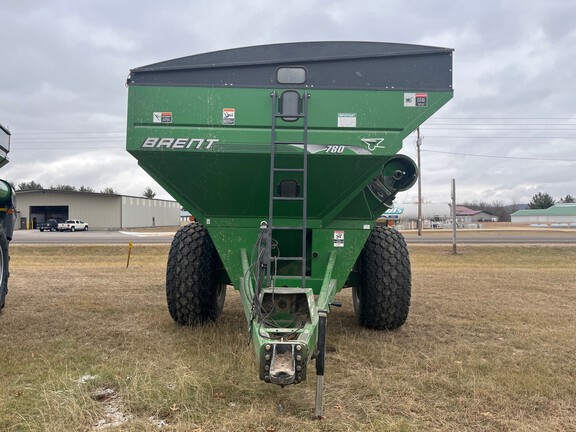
[11,229,175,244]
[10,227,576,245]
[403,229,576,244]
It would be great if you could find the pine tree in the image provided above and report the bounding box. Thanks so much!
[528,192,555,209]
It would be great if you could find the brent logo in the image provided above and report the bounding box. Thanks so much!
[141,137,218,150]
[361,138,385,151]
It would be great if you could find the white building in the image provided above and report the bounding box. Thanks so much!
[15,189,180,230]
[511,203,576,224]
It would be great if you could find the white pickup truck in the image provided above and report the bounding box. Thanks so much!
[58,219,89,232]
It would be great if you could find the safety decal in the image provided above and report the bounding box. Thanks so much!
[404,93,428,107]
[337,113,356,128]
[222,108,235,125]
[334,230,345,247]
[153,112,172,123]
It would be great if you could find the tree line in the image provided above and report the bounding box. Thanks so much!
[12,181,157,199]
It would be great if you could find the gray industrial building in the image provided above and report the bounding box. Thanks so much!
[15,189,180,230]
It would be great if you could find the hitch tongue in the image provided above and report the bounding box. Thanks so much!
[269,344,296,385]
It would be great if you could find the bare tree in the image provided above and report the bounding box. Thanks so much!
[101,187,118,195]
[50,184,76,191]
[17,180,43,190]
[142,187,156,199]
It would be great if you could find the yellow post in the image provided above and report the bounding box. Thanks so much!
[126,241,133,268]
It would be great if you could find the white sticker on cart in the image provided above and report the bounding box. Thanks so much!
[404,93,428,107]
[222,108,235,125]
[334,230,345,247]
[337,113,356,128]
[153,112,172,123]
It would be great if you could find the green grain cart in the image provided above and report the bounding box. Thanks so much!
[0,123,16,312]
[126,42,453,415]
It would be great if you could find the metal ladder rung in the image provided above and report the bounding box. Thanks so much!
[274,141,305,145]
[271,226,305,230]
[272,196,304,201]
[273,168,305,173]
[272,256,304,262]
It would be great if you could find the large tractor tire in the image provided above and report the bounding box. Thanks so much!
[353,226,411,330]
[166,222,226,325]
[0,227,9,311]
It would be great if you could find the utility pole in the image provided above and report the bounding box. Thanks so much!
[416,128,423,236]
[451,178,457,255]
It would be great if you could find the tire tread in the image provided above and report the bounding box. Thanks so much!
[166,223,223,325]
[357,226,411,330]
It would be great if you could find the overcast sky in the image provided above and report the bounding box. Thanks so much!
[1,1,575,205]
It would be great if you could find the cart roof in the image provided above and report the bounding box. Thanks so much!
[128,41,453,91]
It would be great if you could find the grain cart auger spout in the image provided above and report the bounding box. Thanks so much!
[126,42,453,417]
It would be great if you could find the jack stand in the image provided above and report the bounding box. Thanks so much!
[314,310,327,419]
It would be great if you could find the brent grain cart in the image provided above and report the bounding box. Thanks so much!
[126,42,453,416]
[0,123,16,312]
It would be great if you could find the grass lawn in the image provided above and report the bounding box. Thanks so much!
[1,244,575,431]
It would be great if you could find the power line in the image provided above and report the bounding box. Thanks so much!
[428,122,576,126]
[419,135,576,139]
[6,123,576,154]
[13,139,125,143]
[433,117,576,120]
[13,131,125,135]
[423,127,576,130]
[10,146,125,150]
[422,149,576,162]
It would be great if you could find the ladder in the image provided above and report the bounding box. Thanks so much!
[265,90,310,289]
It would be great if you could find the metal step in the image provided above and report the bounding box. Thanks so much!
[272,196,304,201]
[272,256,304,262]
[270,226,305,230]
[273,168,305,172]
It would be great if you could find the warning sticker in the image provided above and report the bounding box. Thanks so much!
[337,113,356,128]
[334,230,345,247]
[404,93,428,107]
[153,112,172,123]
[222,108,235,125]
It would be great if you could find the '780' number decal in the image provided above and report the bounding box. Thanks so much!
[325,145,345,154]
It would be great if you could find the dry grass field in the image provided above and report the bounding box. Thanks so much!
[1,244,575,431]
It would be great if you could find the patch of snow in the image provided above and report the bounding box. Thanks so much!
[76,374,98,384]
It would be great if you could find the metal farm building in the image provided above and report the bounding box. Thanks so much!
[510,203,576,225]
[15,189,180,230]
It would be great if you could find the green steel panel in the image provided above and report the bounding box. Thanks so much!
[127,86,452,224]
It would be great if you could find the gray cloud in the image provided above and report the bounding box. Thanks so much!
[1,1,575,203]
